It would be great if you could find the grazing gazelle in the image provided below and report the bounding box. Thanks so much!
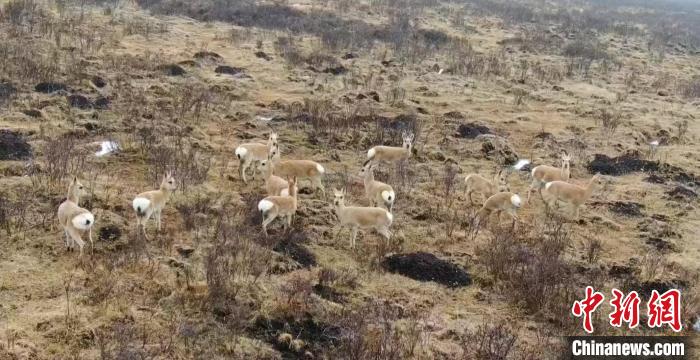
[57,177,95,256]
[366,132,414,165]
[258,154,295,196]
[475,192,522,228]
[270,146,325,196]
[527,153,571,204]
[541,173,604,219]
[257,177,298,236]
[359,161,396,211]
[332,188,393,249]
[132,172,177,239]
[235,132,278,183]
[464,167,510,205]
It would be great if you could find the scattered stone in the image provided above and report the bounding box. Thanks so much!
[93,96,110,110]
[456,122,491,139]
[444,111,465,120]
[158,64,186,76]
[215,65,244,75]
[341,53,357,60]
[644,174,665,184]
[657,90,669,96]
[382,252,471,288]
[0,130,32,160]
[255,51,272,61]
[0,81,16,103]
[67,94,92,109]
[91,76,106,88]
[645,237,677,252]
[35,82,67,93]
[323,65,347,75]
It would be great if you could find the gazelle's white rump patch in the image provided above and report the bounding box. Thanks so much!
[258,199,274,212]
[133,197,151,214]
[235,146,247,159]
[316,163,325,173]
[95,141,120,157]
[513,159,530,170]
[510,194,522,208]
[545,182,553,190]
[367,148,376,159]
[386,211,393,223]
[72,213,95,230]
[381,190,395,202]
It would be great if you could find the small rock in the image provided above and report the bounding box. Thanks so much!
[91,76,106,88]
[0,130,32,160]
[657,90,669,97]
[21,109,42,118]
[215,65,244,75]
[254,51,272,61]
[159,64,186,76]
[67,94,92,109]
[35,82,67,93]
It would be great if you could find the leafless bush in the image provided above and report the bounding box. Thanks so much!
[441,162,459,240]
[679,76,700,99]
[147,142,211,190]
[279,270,314,313]
[459,322,544,360]
[175,193,214,231]
[598,108,622,138]
[582,236,602,264]
[43,135,87,187]
[332,300,427,359]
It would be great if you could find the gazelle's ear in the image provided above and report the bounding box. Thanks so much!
[72,176,78,183]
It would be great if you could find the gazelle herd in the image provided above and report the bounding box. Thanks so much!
[56,130,604,255]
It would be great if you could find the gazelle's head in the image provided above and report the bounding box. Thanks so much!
[495,169,510,192]
[68,176,87,199]
[333,188,346,207]
[561,153,572,169]
[359,160,375,178]
[161,171,177,191]
[402,132,415,151]
[268,132,278,148]
[288,177,298,197]
[269,144,281,162]
[259,154,273,173]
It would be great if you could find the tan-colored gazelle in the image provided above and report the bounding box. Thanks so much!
[258,153,295,196]
[257,177,298,236]
[332,188,393,249]
[57,177,95,256]
[527,153,571,204]
[464,168,510,205]
[475,192,522,227]
[235,132,278,183]
[132,172,177,239]
[270,146,325,196]
[359,161,396,211]
[541,173,604,219]
[366,132,414,165]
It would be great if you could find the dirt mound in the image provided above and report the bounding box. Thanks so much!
[607,201,645,217]
[21,109,42,118]
[94,96,110,110]
[158,64,186,76]
[34,82,67,93]
[382,252,471,288]
[456,122,491,138]
[313,284,346,304]
[252,314,341,358]
[215,65,244,75]
[98,225,122,242]
[0,130,32,160]
[193,51,222,60]
[322,65,347,75]
[67,94,92,109]
[588,153,698,184]
[255,51,272,61]
[273,231,317,268]
[644,174,666,184]
[666,185,697,200]
[481,137,519,165]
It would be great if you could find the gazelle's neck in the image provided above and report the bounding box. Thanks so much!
[159,183,173,198]
[263,165,273,181]
[67,186,79,204]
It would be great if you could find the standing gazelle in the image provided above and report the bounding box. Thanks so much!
[270,146,325,196]
[475,192,522,228]
[541,173,604,219]
[258,154,294,196]
[57,177,95,256]
[235,132,278,183]
[332,188,393,249]
[527,153,571,204]
[366,132,414,165]
[359,161,396,211]
[132,172,177,239]
[464,168,510,205]
[257,177,298,236]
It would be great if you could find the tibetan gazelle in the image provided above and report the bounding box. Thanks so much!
[132,172,177,239]
[527,153,571,204]
[235,132,278,183]
[359,161,396,211]
[257,177,298,236]
[270,146,325,196]
[332,188,393,249]
[475,192,522,228]
[464,168,510,205]
[541,173,604,219]
[366,132,414,165]
[57,177,95,256]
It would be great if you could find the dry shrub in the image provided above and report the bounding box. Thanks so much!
[679,76,700,99]
[42,135,88,187]
[598,108,622,138]
[147,142,211,191]
[332,300,428,359]
[459,322,544,360]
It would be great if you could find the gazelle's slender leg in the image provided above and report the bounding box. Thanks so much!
[350,227,358,249]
